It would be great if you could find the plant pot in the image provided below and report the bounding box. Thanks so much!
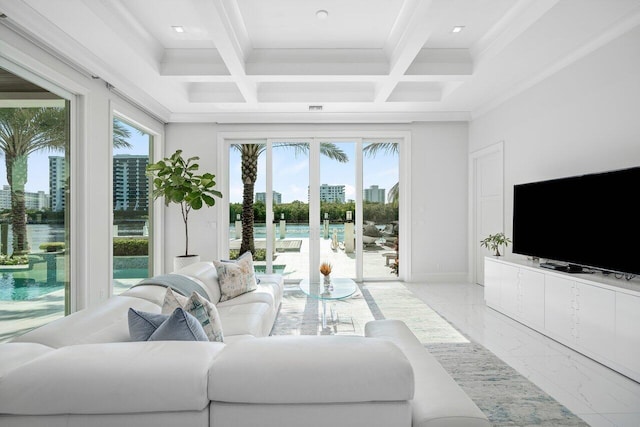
[173,254,201,272]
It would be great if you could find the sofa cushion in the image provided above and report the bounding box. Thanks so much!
[213,252,258,302]
[216,302,271,337]
[148,308,208,341]
[162,289,224,342]
[0,341,224,415]
[0,343,54,378]
[128,308,169,341]
[121,284,168,306]
[209,336,414,404]
[173,262,222,303]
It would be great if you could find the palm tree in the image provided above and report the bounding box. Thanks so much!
[0,108,133,255]
[363,142,399,207]
[231,142,348,255]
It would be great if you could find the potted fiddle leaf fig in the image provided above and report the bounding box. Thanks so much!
[146,150,222,270]
[480,232,512,257]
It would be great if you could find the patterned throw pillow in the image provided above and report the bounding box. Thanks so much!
[162,288,224,342]
[213,252,258,302]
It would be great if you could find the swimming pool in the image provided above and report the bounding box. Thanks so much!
[0,274,63,301]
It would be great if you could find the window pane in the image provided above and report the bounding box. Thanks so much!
[0,68,71,342]
[363,140,400,279]
[319,141,355,279]
[112,118,152,294]
[272,141,309,280]
[228,141,266,272]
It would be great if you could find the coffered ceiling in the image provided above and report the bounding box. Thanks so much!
[1,0,639,123]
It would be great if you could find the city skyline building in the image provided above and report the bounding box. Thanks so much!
[49,156,66,212]
[255,191,282,204]
[310,184,346,203]
[0,186,49,211]
[364,185,386,203]
[113,154,149,211]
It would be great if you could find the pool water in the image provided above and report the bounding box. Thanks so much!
[0,274,63,301]
[254,265,286,274]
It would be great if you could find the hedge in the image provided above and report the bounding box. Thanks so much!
[113,237,149,256]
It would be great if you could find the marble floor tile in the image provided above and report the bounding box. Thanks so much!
[404,282,640,427]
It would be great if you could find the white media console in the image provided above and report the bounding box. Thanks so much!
[484,257,640,383]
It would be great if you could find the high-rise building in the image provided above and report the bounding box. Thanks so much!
[255,191,282,204]
[311,184,346,203]
[0,186,49,210]
[364,185,386,203]
[113,155,149,211]
[49,156,66,212]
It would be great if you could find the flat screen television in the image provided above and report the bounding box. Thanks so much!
[512,166,640,275]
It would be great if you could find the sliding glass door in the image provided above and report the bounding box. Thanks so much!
[0,66,71,342]
[226,137,401,282]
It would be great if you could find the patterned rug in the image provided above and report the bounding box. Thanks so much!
[271,282,589,427]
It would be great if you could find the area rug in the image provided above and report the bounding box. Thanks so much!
[271,282,589,427]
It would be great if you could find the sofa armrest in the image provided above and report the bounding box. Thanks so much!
[365,320,491,427]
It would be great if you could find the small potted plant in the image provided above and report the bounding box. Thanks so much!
[320,261,332,288]
[146,150,223,270]
[480,232,512,257]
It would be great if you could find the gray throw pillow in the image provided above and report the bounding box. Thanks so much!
[148,307,208,342]
[128,308,169,341]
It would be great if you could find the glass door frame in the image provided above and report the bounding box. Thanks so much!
[219,131,410,282]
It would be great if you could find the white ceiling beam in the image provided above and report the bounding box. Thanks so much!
[192,0,257,104]
[247,49,388,76]
[160,49,230,76]
[258,82,374,103]
[471,0,560,68]
[169,111,472,124]
[375,0,435,103]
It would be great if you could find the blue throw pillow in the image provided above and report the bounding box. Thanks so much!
[148,307,209,342]
[128,308,169,341]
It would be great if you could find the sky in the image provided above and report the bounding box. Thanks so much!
[228,142,399,204]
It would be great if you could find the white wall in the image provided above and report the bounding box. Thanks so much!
[165,122,469,282]
[469,25,640,258]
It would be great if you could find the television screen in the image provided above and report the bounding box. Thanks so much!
[512,166,640,275]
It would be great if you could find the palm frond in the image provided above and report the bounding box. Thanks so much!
[319,142,349,163]
[363,142,399,158]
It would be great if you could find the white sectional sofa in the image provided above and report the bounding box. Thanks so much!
[0,262,490,427]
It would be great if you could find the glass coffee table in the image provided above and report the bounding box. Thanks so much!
[299,278,357,329]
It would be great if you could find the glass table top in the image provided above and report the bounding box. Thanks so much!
[299,278,357,301]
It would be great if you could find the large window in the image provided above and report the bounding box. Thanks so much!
[226,136,401,282]
[112,117,153,294]
[0,66,71,342]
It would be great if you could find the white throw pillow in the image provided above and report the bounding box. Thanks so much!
[162,288,224,342]
[213,252,258,302]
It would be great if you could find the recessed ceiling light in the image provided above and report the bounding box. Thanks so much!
[452,26,465,33]
[172,26,185,33]
[309,105,323,111]
[316,10,328,20]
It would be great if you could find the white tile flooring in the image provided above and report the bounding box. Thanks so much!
[404,282,640,427]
